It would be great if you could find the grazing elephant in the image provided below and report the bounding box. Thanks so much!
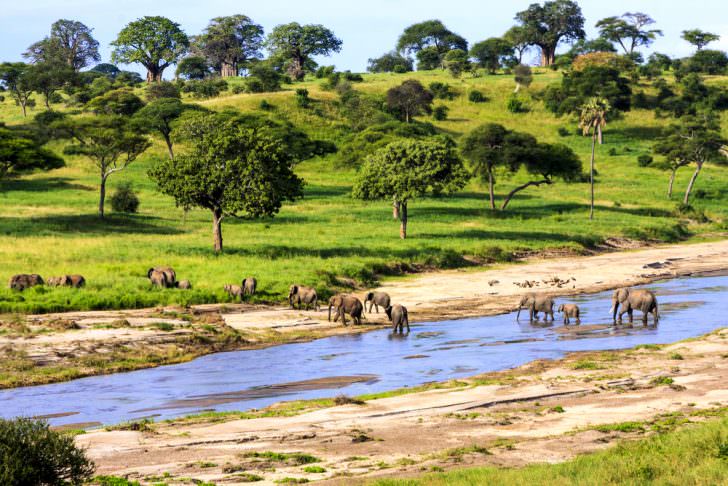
[224,284,243,301]
[147,267,176,288]
[558,304,581,325]
[289,285,319,311]
[242,277,257,297]
[328,294,364,326]
[517,293,555,322]
[48,275,85,288]
[611,288,659,325]
[386,304,410,334]
[177,280,192,290]
[46,276,63,287]
[9,274,44,291]
[364,291,391,313]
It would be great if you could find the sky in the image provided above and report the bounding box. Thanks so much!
[1,0,727,75]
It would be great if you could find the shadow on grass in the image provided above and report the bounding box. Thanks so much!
[0,177,95,193]
[0,214,183,236]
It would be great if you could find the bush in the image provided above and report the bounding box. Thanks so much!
[429,82,455,100]
[506,96,527,113]
[295,88,310,108]
[608,147,618,156]
[468,90,487,103]
[433,105,449,121]
[637,154,653,167]
[231,85,245,94]
[110,183,140,213]
[0,417,94,485]
[557,127,571,137]
[245,63,282,93]
[146,81,180,101]
[259,100,274,111]
[315,65,336,79]
[182,79,228,99]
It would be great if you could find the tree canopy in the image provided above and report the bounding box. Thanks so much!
[0,62,35,117]
[396,20,468,70]
[514,0,585,66]
[470,38,515,74]
[111,16,189,82]
[386,80,434,122]
[266,23,342,80]
[543,66,631,115]
[133,98,199,159]
[595,12,662,56]
[367,51,414,73]
[193,15,264,77]
[24,19,100,71]
[681,29,720,51]
[0,126,64,182]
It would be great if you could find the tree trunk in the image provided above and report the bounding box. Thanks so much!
[392,198,400,219]
[540,46,556,66]
[98,175,107,218]
[212,208,224,253]
[590,132,596,220]
[597,124,603,145]
[221,62,237,78]
[399,201,408,239]
[501,179,552,210]
[683,163,702,205]
[667,169,677,198]
[20,101,27,117]
[163,133,174,160]
[146,65,164,83]
[487,170,495,210]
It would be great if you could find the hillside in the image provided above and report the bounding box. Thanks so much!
[1,69,727,313]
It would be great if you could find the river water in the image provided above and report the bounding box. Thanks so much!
[1,274,726,427]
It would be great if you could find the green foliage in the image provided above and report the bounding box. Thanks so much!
[110,182,140,214]
[266,23,342,80]
[544,66,631,115]
[368,51,414,73]
[0,126,64,181]
[468,90,487,103]
[428,82,455,100]
[433,105,449,121]
[175,56,210,80]
[94,477,142,486]
[22,61,75,109]
[513,64,533,90]
[145,81,180,100]
[336,121,436,167]
[682,50,728,75]
[303,465,326,473]
[86,88,144,116]
[182,78,228,99]
[133,98,191,158]
[506,95,527,113]
[470,38,515,74]
[514,0,586,65]
[595,13,662,56]
[557,126,570,137]
[681,29,720,51]
[194,15,264,76]
[637,154,653,167]
[387,79,434,122]
[24,19,101,71]
[295,88,310,108]
[397,20,468,70]
[0,417,94,485]
[443,49,471,77]
[245,62,283,93]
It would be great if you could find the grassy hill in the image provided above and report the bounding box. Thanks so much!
[0,69,726,313]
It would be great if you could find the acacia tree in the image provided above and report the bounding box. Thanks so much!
[0,63,35,116]
[133,98,194,159]
[24,19,100,71]
[504,26,531,64]
[396,20,468,70]
[681,29,720,51]
[23,61,75,109]
[62,116,150,217]
[266,23,342,81]
[367,51,413,73]
[514,0,585,66]
[470,38,515,74]
[460,123,513,209]
[443,49,471,77]
[579,97,610,220]
[149,114,304,252]
[352,139,469,239]
[386,80,433,123]
[595,12,662,56]
[654,113,726,204]
[194,15,264,77]
[0,126,64,184]
[111,16,189,82]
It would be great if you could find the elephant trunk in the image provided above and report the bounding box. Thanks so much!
[610,301,618,321]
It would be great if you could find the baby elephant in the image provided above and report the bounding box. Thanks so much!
[224,284,244,301]
[9,274,44,291]
[386,304,410,334]
[364,291,391,313]
[177,280,192,290]
[557,304,581,325]
[47,275,86,288]
[328,294,364,326]
[241,277,257,297]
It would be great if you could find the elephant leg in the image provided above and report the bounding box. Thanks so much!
[628,308,634,324]
[375,303,379,313]
[564,316,569,325]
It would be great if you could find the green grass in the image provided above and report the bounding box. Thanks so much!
[372,415,728,485]
[1,70,727,313]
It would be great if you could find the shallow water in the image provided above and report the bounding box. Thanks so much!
[2,274,727,427]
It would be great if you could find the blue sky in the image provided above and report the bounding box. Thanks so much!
[2,0,727,74]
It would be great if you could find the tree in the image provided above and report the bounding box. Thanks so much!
[443,49,471,77]
[514,0,585,66]
[111,16,189,82]
[352,139,469,239]
[386,80,434,123]
[90,63,120,79]
[504,26,531,64]
[684,50,728,75]
[194,15,264,77]
[543,66,631,115]
[0,126,64,184]
[149,114,304,252]
[24,19,100,71]
[653,113,726,204]
[0,417,94,486]
[579,97,610,219]
[62,116,150,217]
[470,38,515,74]
[86,88,144,116]
[176,56,211,80]
[514,64,533,92]
[460,123,513,209]
[681,29,720,51]
[266,23,342,81]
[0,63,35,117]
[133,98,193,159]
[23,61,75,109]
[396,20,468,69]
[595,12,662,55]
[367,51,413,73]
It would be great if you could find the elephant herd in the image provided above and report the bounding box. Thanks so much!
[8,273,85,291]
[517,287,660,326]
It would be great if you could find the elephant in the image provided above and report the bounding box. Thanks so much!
[386,304,410,334]
[177,280,192,290]
[147,267,176,288]
[242,277,257,297]
[517,293,555,322]
[9,274,44,291]
[611,288,659,325]
[224,284,243,301]
[364,291,391,313]
[328,294,364,326]
[48,275,85,288]
[289,285,319,311]
[557,304,581,325]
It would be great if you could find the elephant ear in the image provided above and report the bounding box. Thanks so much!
[147,268,155,279]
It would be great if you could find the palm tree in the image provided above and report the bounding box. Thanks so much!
[579,98,611,220]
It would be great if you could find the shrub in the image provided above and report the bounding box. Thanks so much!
[245,63,282,93]
[468,90,487,103]
[146,81,180,101]
[608,147,618,156]
[315,65,336,79]
[110,182,140,214]
[182,79,228,99]
[557,127,570,137]
[429,82,455,100]
[0,417,95,485]
[433,105,449,121]
[231,85,246,94]
[637,154,653,167]
[295,88,310,108]
[259,100,274,111]
[506,96,527,113]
